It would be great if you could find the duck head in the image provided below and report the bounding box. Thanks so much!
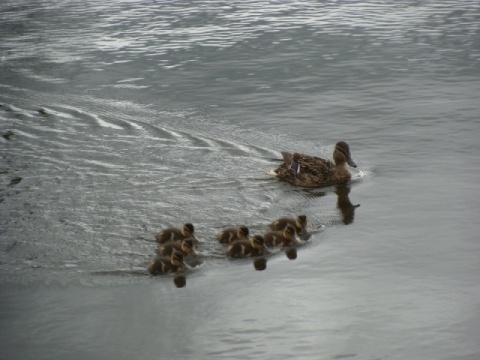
[181,238,195,255]
[284,224,296,239]
[171,251,186,268]
[237,226,250,240]
[251,235,265,250]
[296,215,307,230]
[333,141,357,168]
[182,223,195,237]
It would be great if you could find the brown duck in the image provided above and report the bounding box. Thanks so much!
[226,235,266,258]
[268,215,307,235]
[148,251,186,276]
[263,224,296,247]
[155,223,195,244]
[216,226,249,244]
[275,141,357,188]
[155,238,195,256]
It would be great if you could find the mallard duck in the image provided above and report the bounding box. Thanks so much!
[263,224,296,247]
[216,226,249,244]
[275,141,357,188]
[268,215,307,235]
[155,238,195,256]
[226,235,266,258]
[155,223,195,244]
[148,251,185,276]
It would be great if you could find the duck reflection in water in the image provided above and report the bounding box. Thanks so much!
[253,257,267,271]
[303,184,360,226]
[285,247,297,260]
[173,275,187,288]
[335,184,360,225]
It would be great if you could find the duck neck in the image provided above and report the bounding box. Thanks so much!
[334,161,350,177]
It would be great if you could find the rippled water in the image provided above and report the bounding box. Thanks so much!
[1,1,480,359]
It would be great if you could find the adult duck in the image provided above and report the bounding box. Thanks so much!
[275,141,357,188]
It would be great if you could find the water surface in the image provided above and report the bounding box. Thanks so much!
[1,1,480,359]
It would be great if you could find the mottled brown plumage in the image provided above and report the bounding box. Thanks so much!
[275,141,357,188]
[148,251,185,276]
[155,238,195,256]
[263,225,296,247]
[268,215,307,235]
[217,226,249,244]
[155,223,195,244]
[226,235,266,258]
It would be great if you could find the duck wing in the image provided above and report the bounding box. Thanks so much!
[292,153,334,179]
[275,152,335,187]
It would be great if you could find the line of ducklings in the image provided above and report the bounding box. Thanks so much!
[148,215,308,276]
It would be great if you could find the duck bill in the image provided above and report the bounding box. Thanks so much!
[347,156,357,168]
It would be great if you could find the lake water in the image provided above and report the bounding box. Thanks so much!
[1,1,479,359]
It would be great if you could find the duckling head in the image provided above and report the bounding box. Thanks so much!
[183,223,195,237]
[296,215,307,229]
[171,251,185,267]
[237,226,249,239]
[180,238,195,254]
[251,235,265,249]
[333,141,356,168]
[284,225,296,239]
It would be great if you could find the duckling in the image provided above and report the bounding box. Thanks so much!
[263,224,296,247]
[155,223,194,244]
[216,225,249,244]
[155,238,195,257]
[268,215,307,235]
[226,235,266,258]
[148,251,185,276]
[275,141,357,188]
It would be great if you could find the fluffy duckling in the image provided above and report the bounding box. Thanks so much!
[268,215,307,235]
[263,224,296,247]
[155,223,194,244]
[155,238,195,257]
[226,235,266,258]
[216,225,249,244]
[148,251,185,276]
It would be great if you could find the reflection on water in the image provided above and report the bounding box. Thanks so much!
[336,184,360,225]
[285,248,297,260]
[253,257,267,271]
[173,275,186,288]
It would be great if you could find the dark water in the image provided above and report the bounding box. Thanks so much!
[1,1,479,359]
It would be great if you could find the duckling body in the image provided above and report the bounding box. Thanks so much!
[217,226,249,244]
[155,238,195,257]
[155,223,195,244]
[226,235,266,258]
[148,251,185,276]
[275,141,357,188]
[263,225,296,247]
[268,215,307,235]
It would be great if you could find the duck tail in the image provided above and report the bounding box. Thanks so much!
[281,152,300,173]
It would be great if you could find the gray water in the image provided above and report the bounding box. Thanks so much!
[1,1,480,359]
